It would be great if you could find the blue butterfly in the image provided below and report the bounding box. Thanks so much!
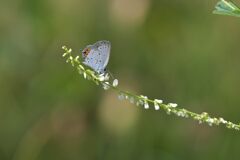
[82,40,111,74]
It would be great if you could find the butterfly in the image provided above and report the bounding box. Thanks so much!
[82,40,111,74]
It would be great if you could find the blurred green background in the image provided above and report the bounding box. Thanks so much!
[1,0,240,159]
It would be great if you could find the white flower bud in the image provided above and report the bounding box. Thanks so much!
[118,93,124,100]
[154,99,163,104]
[103,82,110,90]
[104,73,110,81]
[154,103,160,110]
[113,79,118,87]
[98,75,105,81]
[144,102,149,109]
[169,103,178,108]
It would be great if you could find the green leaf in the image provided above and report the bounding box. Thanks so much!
[213,0,240,17]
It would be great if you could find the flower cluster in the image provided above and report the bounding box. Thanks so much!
[62,46,240,131]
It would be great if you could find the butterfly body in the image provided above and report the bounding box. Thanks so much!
[82,40,111,74]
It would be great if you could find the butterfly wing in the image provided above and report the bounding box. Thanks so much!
[82,48,97,70]
[95,40,111,72]
[82,40,111,74]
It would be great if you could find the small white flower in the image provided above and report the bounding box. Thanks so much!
[219,117,227,124]
[62,52,67,57]
[226,122,234,129]
[181,110,189,118]
[113,79,118,87]
[140,95,149,109]
[154,103,160,110]
[75,56,79,61]
[144,102,149,109]
[154,99,162,110]
[118,93,124,100]
[62,46,66,50]
[98,75,105,81]
[169,103,178,108]
[136,99,143,106]
[129,97,135,104]
[140,95,148,99]
[176,111,183,117]
[206,118,214,126]
[103,82,110,90]
[104,73,110,81]
[166,108,171,114]
[176,111,187,117]
[79,65,85,70]
[154,99,163,104]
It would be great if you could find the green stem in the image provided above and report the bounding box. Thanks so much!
[62,46,240,131]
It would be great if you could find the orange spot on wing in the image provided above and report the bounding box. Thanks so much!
[82,48,91,57]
